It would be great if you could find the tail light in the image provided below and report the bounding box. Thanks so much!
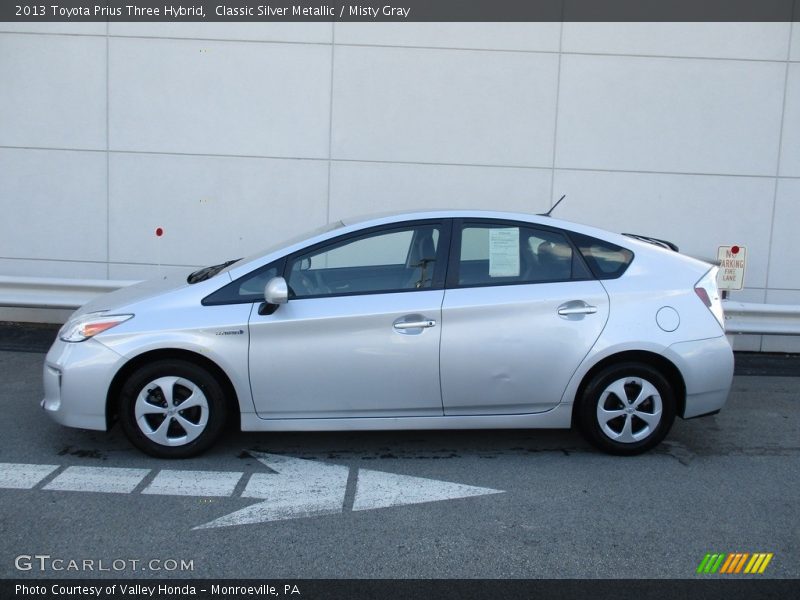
[695,267,725,330]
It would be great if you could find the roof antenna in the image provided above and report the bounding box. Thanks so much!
[541,194,566,217]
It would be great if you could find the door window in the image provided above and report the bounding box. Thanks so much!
[202,261,282,305]
[287,224,443,298]
[570,231,635,279]
[457,223,591,286]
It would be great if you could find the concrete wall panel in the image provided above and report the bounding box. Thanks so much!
[331,45,559,167]
[108,153,328,266]
[329,161,551,221]
[556,55,785,176]
[0,149,107,262]
[0,34,106,149]
[109,37,332,157]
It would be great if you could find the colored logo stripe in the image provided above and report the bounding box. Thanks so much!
[697,553,726,574]
[744,553,773,574]
[720,553,748,573]
[697,552,773,574]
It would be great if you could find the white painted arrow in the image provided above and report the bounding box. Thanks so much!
[195,452,503,530]
[352,468,503,511]
[194,452,349,529]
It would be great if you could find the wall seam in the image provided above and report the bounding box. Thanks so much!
[765,13,795,298]
[105,20,110,279]
[548,15,564,208]
[2,30,798,66]
[760,4,796,351]
[326,22,335,224]
[6,144,800,181]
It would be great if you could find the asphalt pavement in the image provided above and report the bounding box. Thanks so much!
[0,327,797,580]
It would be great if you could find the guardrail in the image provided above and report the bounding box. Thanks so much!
[722,301,800,336]
[0,276,798,336]
[0,275,139,310]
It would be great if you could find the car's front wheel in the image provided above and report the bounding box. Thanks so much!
[577,362,676,455]
[119,359,226,458]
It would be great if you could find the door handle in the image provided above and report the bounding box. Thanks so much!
[393,320,437,330]
[557,304,598,316]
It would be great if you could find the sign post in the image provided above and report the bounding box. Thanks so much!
[716,245,747,298]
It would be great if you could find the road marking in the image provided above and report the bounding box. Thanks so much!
[142,469,243,497]
[352,468,503,511]
[0,463,58,489]
[194,452,349,529]
[195,452,504,529]
[0,453,505,529]
[44,466,150,494]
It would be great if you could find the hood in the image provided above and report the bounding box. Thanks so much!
[74,270,196,317]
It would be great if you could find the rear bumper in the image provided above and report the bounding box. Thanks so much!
[41,337,124,431]
[666,335,734,419]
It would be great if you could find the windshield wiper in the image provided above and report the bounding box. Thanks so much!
[187,258,241,284]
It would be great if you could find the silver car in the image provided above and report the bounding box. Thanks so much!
[42,211,733,458]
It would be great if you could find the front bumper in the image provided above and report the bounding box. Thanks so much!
[42,336,125,431]
[666,335,734,419]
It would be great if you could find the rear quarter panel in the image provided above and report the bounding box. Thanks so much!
[559,243,728,406]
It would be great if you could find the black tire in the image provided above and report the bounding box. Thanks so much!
[576,362,676,456]
[119,359,227,458]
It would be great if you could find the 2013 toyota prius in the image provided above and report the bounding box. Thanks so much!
[42,211,733,458]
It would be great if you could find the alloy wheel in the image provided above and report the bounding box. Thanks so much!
[596,377,663,443]
[134,376,209,447]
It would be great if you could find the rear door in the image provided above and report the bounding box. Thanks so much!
[440,220,609,415]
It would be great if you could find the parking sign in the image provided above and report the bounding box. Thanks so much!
[717,245,746,291]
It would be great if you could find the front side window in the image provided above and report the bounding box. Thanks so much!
[286,224,443,298]
[457,223,591,287]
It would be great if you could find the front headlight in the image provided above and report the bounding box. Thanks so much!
[59,313,134,343]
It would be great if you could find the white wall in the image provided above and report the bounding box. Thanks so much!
[0,21,797,350]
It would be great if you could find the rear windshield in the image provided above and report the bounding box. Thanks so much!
[569,232,634,280]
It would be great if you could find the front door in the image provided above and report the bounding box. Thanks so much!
[249,220,449,419]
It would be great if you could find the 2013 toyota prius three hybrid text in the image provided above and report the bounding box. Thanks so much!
[42,211,733,458]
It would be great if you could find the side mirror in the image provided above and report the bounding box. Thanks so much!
[264,276,288,306]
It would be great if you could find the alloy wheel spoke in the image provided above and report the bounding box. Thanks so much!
[633,380,660,408]
[635,408,662,428]
[617,414,636,443]
[150,376,179,406]
[176,387,207,411]
[134,396,167,419]
[605,379,631,405]
[175,415,205,443]
[148,416,174,445]
[597,407,626,425]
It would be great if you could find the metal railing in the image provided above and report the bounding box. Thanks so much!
[0,275,798,336]
[0,275,139,310]
[722,301,800,336]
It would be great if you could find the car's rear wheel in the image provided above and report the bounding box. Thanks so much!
[119,359,226,458]
[577,362,676,455]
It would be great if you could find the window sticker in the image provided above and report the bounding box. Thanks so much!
[489,228,520,277]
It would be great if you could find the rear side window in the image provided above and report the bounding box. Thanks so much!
[570,232,634,280]
[457,224,591,287]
